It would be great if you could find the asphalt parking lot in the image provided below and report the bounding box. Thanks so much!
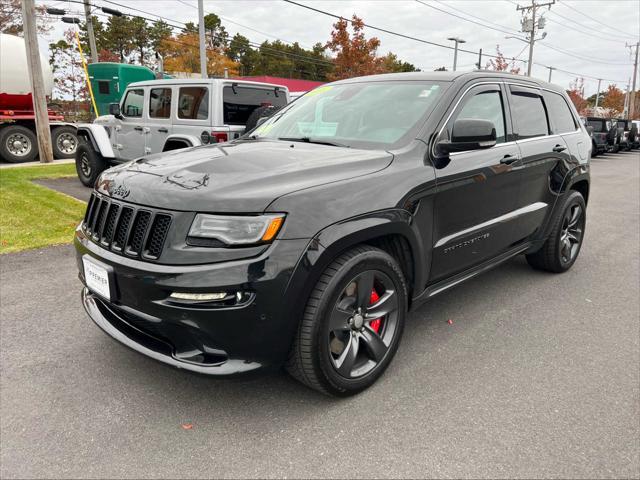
[1,151,639,479]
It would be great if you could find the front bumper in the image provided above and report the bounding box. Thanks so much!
[75,227,311,376]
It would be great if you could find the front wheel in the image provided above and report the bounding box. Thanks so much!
[526,190,586,273]
[0,125,37,163]
[75,142,107,187]
[286,245,407,396]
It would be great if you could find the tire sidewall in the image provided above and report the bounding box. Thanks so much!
[75,143,104,187]
[0,126,38,163]
[550,191,586,272]
[51,126,78,159]
[310,250,407,396]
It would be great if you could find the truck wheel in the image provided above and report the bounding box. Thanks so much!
[75,142,107,187]
[51,126,78,159]
[0,125,38,163]
[590,140,598,158]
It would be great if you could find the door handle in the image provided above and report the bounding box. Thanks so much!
[500,154,518,165]
[158,127,168,133]
[134,126,143,131]
[552,144,567,152]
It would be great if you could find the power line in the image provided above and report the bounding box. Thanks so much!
[538,41,633,66]
[544,10,632,44]
[283,0,526,63]
[555,1,637,40]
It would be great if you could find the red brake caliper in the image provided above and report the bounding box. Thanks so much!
[369,289,382,334]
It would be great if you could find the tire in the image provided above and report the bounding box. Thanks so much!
[75,141,107,187]
[51,126,78,159]
[526,190,586,273]
[591,141,598,158]
[0,125,38,163]
[286,245,407,396]
[244,105,279,132]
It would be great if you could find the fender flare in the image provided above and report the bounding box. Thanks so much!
[284,209,427,326]
[162,134,202,151]
[76,124,115,158]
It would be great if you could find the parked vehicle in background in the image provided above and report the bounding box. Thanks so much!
[88,62,170,117]
[75,71,591,396]
[632,120,640,148]
[583,117,609,157]
[614,118,638,150]
[74,78,289,186]
[0,33,78,163]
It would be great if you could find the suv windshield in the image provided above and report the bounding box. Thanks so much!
[250,81,445,149]
[587,119,606,132]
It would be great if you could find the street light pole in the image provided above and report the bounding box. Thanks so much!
[83,0,98,63]
[594,79,602,110]
[447,37,466,72]
[198,0,207,79]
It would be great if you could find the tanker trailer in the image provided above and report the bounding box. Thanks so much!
[0,33,78,162]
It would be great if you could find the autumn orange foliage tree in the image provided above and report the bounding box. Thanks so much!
[159,33,239,77]
[601,84,625,116]
[485,45,521,74]
[566,78,588,115]
[325,15,384,80]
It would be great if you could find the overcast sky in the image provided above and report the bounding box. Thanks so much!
[43,0,640,97]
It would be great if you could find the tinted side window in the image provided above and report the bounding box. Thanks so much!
[149,88,172,119]
[122,89,144,118]
[510,89,549,139]
[545,92,577,133]
[451,89,506,144]
[223,86,288,125]
[178,87,209,120]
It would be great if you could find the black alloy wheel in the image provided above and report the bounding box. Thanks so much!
[287,245,407,396]
[327,270,400,378]
[526,190,586,273]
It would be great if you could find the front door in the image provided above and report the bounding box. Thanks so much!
[116,88,146,160]
[429,83,523,283]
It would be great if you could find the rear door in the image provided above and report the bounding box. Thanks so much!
[173,84,210,144]
[507,85,571,243]
[430,82,523,282]
[145,86,173,155]
[116,88,146,160]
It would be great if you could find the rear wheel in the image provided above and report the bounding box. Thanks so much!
[526,190,586,273]
[286,245,407,396]
[51,126,78,159]
[75,142,107,187]
[0,125,37,163]
[591,140,598,157]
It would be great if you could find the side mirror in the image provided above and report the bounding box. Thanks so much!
[437,119,497,155]
[108,103,122,118]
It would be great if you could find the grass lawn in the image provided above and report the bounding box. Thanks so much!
[0,164,85,254]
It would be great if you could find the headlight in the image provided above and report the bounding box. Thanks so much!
[188,213,285,245]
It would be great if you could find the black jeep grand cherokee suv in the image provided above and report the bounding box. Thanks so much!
[76,72,590,396]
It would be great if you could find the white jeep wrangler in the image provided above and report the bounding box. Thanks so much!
[75,78,289,186]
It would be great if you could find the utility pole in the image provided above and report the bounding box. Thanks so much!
[627,41,639,118]
[83,0,98,63]
[198,0,207,79]
[476,48,483,70]
[546,66,555,82]
[21,0,53,163]
[447,37,466,72]
[594,78,602,110]
[516,0,554,76]
[623,79,630,117]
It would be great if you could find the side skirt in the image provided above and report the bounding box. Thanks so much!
[410,242,531,310]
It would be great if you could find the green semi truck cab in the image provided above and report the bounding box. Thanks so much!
[88,63,170,116]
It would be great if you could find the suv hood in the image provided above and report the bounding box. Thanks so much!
[96,140,393,212]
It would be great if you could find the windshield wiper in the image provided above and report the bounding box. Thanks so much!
[278,137,350,148]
